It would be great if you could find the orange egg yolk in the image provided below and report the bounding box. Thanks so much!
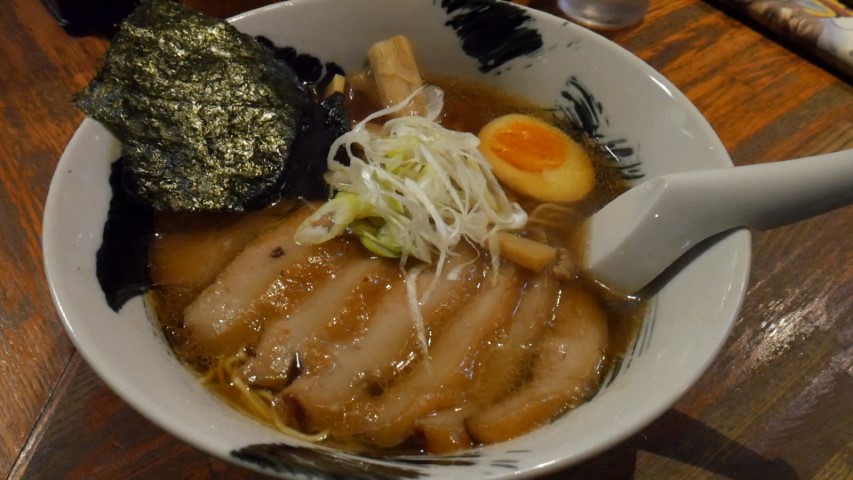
[488,120,567,172]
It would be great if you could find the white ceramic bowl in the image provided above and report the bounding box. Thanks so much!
[43,0,750,478]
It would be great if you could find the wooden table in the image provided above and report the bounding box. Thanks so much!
[2,0,850,478]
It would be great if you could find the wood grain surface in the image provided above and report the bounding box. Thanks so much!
[2,0,850,479]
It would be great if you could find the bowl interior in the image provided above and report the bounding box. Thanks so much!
[43,0,749,478]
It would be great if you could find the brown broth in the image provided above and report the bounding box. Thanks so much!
[148,74,645,454]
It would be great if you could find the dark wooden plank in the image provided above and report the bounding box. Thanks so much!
[0,0,108,475]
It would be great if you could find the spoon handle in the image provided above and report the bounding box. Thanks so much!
[670,149,853,232]
[582,149,853,293]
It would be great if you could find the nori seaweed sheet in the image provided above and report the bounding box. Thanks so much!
[281,92,351,199]
[75,0,307,212]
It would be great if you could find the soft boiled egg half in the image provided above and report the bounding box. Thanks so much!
[478,113,595,203]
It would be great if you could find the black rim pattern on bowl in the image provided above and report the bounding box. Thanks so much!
[232,443,525,479]
[440,0,544,73]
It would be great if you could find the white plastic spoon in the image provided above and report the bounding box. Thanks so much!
[579,149,853,294]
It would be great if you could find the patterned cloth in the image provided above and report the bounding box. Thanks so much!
[714,0,853,78]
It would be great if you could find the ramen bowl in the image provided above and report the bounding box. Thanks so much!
[43,0,749,478]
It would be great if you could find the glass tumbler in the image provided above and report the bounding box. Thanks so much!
[558,0,650,29]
